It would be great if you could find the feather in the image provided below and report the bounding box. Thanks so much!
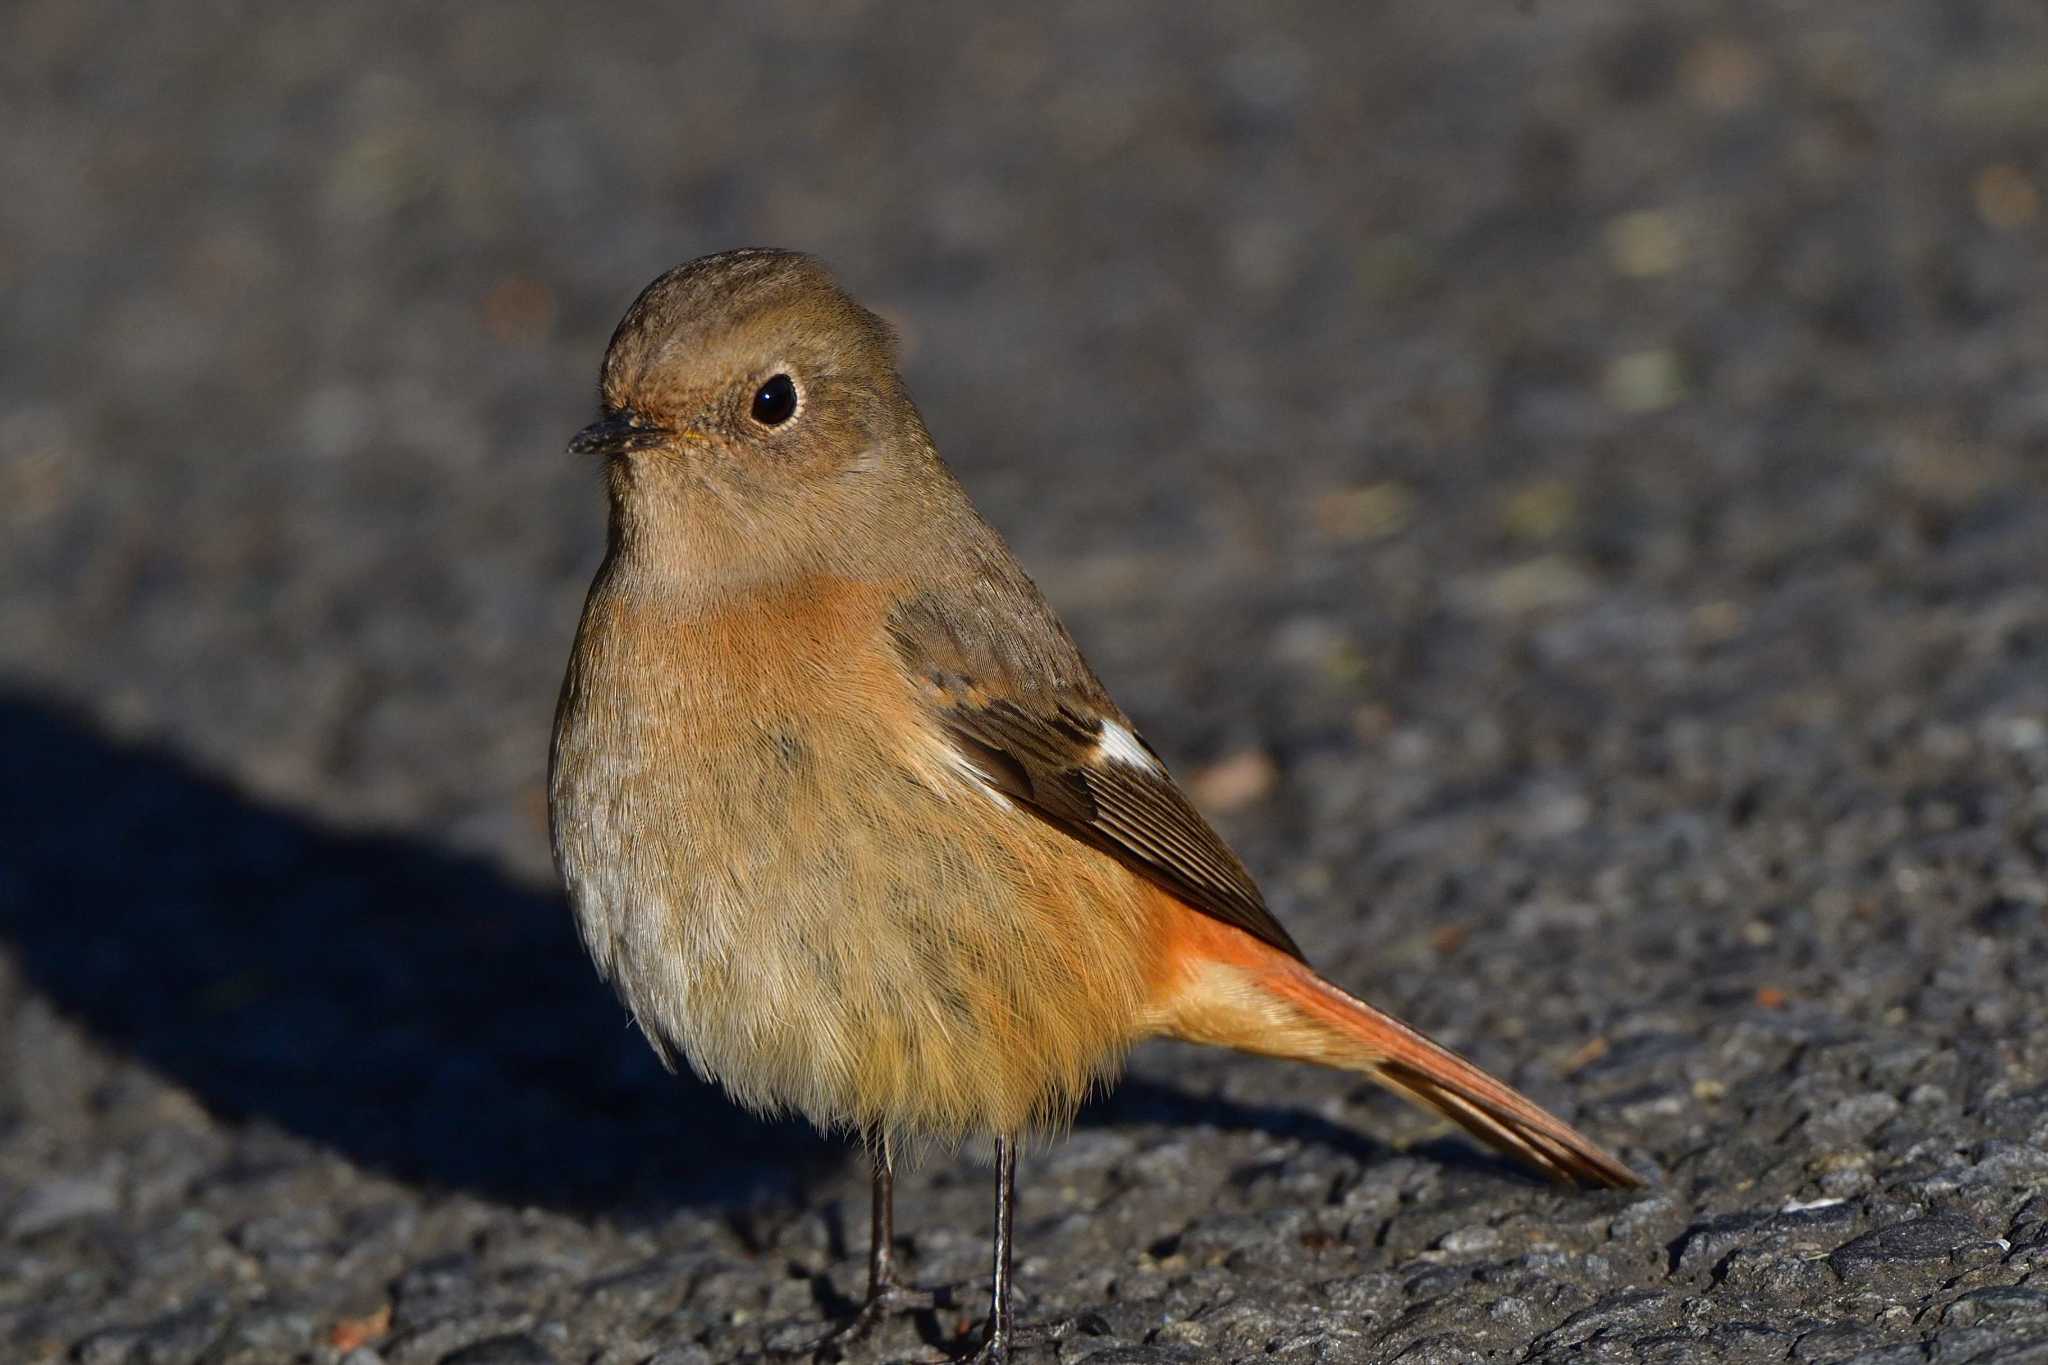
[889,585,1304,961]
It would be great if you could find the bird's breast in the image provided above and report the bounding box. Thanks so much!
[548,568,1165,1138]
[549,569,915,986]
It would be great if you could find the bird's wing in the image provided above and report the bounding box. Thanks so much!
[888,582,1305,962]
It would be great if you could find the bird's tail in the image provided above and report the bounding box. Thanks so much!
[1150,907,1640,1189]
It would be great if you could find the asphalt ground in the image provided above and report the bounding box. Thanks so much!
[4,3,2048,1362]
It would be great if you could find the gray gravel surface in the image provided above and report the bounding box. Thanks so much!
[6,3,2048,1363]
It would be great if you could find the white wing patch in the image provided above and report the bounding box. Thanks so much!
[919,726,1017,811]
[1095,719,1160,772]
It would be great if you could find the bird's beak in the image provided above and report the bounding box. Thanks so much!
[569,408,670,457]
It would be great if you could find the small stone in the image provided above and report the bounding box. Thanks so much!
[73,1327,145,1365]
[1976,163,2040,231]
[439,1334,557,1365]
[1464,555,1596,615]
[1188,749,1278,812]
[1663,1203,1830,1287]
[9,1172,119,1236]
[1828,1215,1978,1289]
[1436,1225,1501,1256]
[215,1305,323,1363]
[1823,1345,1925,1365]
[644,1347,714,1365]
[481,277,556,345]
[1681,37,1766,111]
[1500,478,1578,541]
[1603,349,1686,413]
[1605,211,1686,278]
[1689,600,1746,643]
[1997,715,2047,751]
[1706,1322,1795,1358]
[1942,1286,2048,1329]
[1966,1139,2048,1185]
[1152,1318,1210,1346]
[1388,1338,1483,1365]
[1717,1246,1831,1298]
[1790,1325,1878,1362]
[1312,481,1415,542]
[74,1303,224,1365]
[1672,1212,1769,1275]
[1533,1289,1673,1350]
[1808,1091,1902,1141]
[328,1305,393,1353]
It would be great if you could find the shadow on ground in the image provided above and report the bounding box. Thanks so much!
[1,689,826,1214]
[0,690,1451,1217]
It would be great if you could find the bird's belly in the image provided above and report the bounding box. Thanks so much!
[551,698,1164,1141]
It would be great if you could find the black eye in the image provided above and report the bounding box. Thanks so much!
[750,373,798,426]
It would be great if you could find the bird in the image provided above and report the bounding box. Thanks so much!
[548,248,1640,1362]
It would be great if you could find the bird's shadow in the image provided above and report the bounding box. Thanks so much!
[0,689,1511,1219]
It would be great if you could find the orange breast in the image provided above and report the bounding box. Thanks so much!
[555,571,1176,1141]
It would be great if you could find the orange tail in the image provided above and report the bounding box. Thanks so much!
[1149,907,1640,1188]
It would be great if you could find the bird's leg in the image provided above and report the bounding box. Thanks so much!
[867,1131,899,1301]
[812,1133,936,1361]
[966,1135,1018,1363]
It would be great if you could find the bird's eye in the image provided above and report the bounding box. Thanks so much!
[750,374,799,426]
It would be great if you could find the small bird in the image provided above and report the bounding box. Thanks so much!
[549,249,1639,1362]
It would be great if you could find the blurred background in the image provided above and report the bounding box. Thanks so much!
[4,4,2048,1364]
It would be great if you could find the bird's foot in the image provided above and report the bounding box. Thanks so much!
[808,1281,946,1362]
[950,1316,1050,1363]
[956,1327,1006,1363]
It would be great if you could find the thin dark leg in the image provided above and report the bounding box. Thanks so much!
[867,1131,896,1297]
[975,1135,1018,1361]
[811,1135,928,1362]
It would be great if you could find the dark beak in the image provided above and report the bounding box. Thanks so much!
[569,408,668,457]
